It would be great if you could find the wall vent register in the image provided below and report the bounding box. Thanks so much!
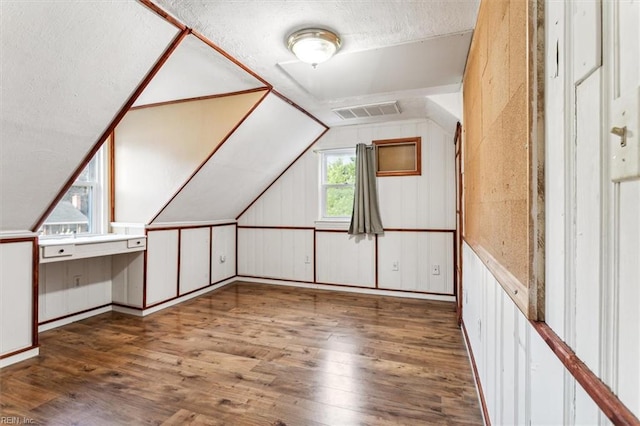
[332,101,401,120]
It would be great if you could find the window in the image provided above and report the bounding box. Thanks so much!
[40,145,107,237]
[320,148,356,219]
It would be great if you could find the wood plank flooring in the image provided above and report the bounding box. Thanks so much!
[0,282,482,425]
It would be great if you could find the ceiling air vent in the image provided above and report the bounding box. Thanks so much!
[332,101,401,120]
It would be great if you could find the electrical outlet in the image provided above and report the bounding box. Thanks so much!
[219,255,226,263]
[431,265,440,275]
[392,261,399,271]
[73,275,81,287]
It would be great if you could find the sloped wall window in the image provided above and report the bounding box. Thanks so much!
[320,148,356,219]
[40,146,107,237]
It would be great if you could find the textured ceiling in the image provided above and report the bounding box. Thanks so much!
[152,0,479,129]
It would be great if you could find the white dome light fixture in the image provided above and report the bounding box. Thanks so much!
[287,28,341,68]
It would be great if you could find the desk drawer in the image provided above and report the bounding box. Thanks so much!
[127,238,146,249]
[43,244,75,258]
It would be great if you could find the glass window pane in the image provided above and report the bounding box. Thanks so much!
[41,185,93,236]
[325,186,354,217]
[76,155,98,182]
[324,153,356,184]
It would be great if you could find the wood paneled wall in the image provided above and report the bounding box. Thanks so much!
[237,119,456,297]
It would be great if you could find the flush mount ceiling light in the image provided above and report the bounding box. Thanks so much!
[287,28,341,68]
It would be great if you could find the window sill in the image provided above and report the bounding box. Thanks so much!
[315,220,350,231]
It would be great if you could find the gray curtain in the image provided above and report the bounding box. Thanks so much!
[349,144,384,235]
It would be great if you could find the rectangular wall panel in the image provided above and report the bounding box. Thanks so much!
[316,232,375,287]
[574,70,602,375]
[179,227,211,295]
[146,230,179,306]
[238,228,313,282]
[377,231,453,294]
[0,241,33,355]
[211,225,236,283]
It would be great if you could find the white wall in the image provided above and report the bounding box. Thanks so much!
[145,224,237,308]
[315,232,375,287]
[211,225,236,283]
[378,231,453,294]
[463,1,640,424]
[238,119,456,295]
[0,240,35,357]
[463,243,607,425]
[238,228,313,282]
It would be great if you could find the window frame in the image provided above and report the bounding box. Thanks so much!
[319,148,356,221]
[373,136,422,177]
[39,144,108,238]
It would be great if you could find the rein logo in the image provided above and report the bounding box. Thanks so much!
[0,418,35,424]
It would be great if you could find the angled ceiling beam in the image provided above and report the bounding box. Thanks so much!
[138,0,187,30]
[128,87,268,111]
[32,28,191,232]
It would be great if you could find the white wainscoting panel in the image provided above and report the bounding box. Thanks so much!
[462,242,607,425]
[112,252,144,308]
[315,232,375,287]
[179,227,211,295]
[39,256,112,323]
[146,230,179,306]
[0,241,33,355]
[377,231,453,294]
[211,225,236,283]
[238,228,313,282]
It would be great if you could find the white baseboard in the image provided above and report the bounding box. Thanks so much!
[0,347,39,368]
[237,276,456,302]
[38,306,113,332]
[139,278,236,316]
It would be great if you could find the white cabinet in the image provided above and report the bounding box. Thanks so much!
[146,230,179,306]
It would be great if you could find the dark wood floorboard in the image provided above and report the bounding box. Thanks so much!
[0,282,482,425]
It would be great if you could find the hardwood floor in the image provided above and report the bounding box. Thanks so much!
[1,282,482,425]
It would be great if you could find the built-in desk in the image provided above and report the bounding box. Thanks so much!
[39,234,146,264]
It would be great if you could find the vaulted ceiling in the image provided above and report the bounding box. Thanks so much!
[0,0,478,232]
